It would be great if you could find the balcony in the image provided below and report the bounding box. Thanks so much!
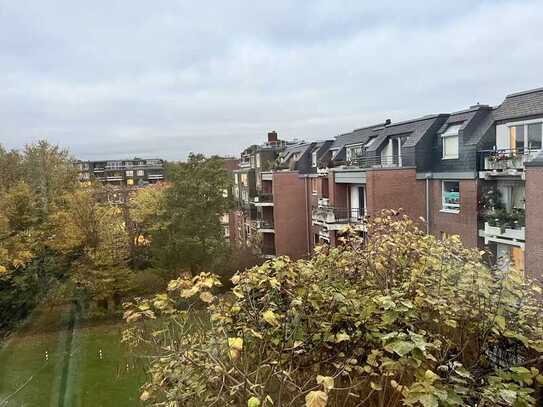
[106,176,123,182]
[252,192,274,206]
[312,205,367,231]
[147,174,164,180]
[260,245,276,259]
[480,222,525,249]
[254,220,275,233]
[479,148,540,177]
[348,154,404,169]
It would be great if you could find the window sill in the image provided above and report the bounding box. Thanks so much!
[440,209,460,214]
[442,157,459,160]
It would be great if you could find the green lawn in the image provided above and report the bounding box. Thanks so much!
[0,306,146,407]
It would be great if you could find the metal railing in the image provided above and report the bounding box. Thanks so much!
[255,220,274,230]
[253,192,273,203]
[478,148,541,172]
[312,206,367,224]
[348,154,403,169]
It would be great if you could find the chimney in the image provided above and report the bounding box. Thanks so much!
[384,119,391,126]
[267,131,278,143]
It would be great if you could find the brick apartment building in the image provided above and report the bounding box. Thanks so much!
[77,158,165,186]
[231,87,543,280]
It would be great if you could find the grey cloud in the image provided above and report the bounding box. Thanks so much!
[0,0,542,160]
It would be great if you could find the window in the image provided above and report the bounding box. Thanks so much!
[527,123,542,150]
[311,178,317,195]
[346,144,363,162]
[126,170,133,177]
[442,181,460,212]
[441,124,461,159]
[510,125,525,151]
[137,170,144,176]
[311,151,318,167]
[256,154,261,168]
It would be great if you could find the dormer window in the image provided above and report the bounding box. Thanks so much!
[311,151,318,167]
[441,124,461,159]
[346,144,364,162]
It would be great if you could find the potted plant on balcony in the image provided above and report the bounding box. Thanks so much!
[487,150,519,171]
[510,207,525,230]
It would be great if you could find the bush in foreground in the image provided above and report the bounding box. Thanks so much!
[124,211,543,406]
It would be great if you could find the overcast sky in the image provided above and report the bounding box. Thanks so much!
[1,1,542,160]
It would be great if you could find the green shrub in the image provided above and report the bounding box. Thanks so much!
[124,211,543,406]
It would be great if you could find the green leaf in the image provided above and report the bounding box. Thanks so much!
[499,389,517,404]
[495,315,506,331]
[424,370,439,383]
[388,340,415,357]
[248,396,261,407]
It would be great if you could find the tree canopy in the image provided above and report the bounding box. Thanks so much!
[148,153,233,273]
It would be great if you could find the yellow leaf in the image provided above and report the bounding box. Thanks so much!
[316,375,334,392]
[335,332,350,343]
[199,291,214,303]
[180,286,198,298]
[305,390,328,407]
[262,309,280,327]
[0,265,6,273]
[228,337,243,351]
[140,390,150,401]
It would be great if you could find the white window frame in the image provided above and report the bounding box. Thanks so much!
[441,124,461,160]
[507,120,543,151]
[126,170,133,177]
[311,177,317,195]
[442,181,460,213]
[311,151,318,167]
[136,169,145,176]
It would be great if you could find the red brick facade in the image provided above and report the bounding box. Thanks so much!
[273,172,312,259]
[366,168,425,221]
[525,167,543,280]
[427,179,480,249]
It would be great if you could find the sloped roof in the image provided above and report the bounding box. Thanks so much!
[330,124,384,160]
[366,114,445,151]
[494,87,543,121]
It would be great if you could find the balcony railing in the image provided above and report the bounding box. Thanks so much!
[255,220,274,230]
[480,222,525,248]
[260,246,276,258]
[252,192,274,204]
[312,206,367,225]
[479,148,541,173]
[348,154,403,169]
